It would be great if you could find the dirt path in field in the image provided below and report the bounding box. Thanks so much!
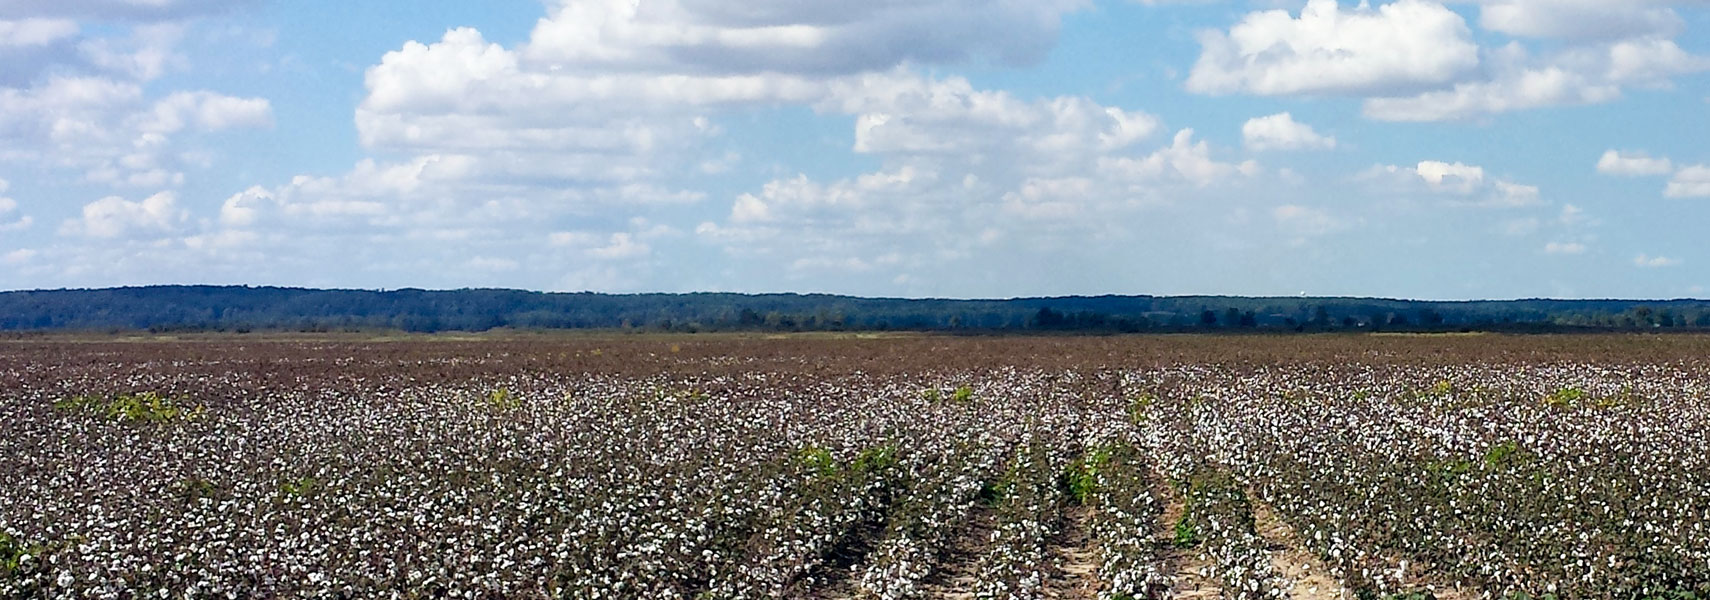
[924,504,999,599]
[1042,504,1101,599]
[805,514,890,599]
[1249,494,1351,600]
[1156,471,1222,599]
[1246,490,1478,600]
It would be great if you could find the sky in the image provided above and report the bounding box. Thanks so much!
[0,0,1707,300]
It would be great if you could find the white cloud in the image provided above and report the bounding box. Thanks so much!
[1597,150,1674,176]
[0,18,79,47]
[0,179,33,232]
[210,0,1111,286]
[1543,241,1586,255]
[521,0,1084,75]
[1179,1,1709,122]
[1635,254,1682,268]
[1478,0,1684,41]
[0,73,271,187]
[588,233,650,260]
[1666,165,1710,198]
[1492,181,1541,207]
[355,0,1092,167]
[1099,129,1260,186]
[1186,0,1478,96]
[1363,37,1709,121]
[701,72,1263,282]
[1366,160,1542,207]
[1242,112,1336,151]
[59,191,186,238]
[217,156,476,229]
[830,71,1160,161]
[78,23,186,81]
[1414,160,1486,193]
[143,91,273,133]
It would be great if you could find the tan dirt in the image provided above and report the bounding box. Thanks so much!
[1249,494,1352,600]
[1042,505,1101,600]
[926,505,998,600]
[1157,469,1221,600]
[1247,492,1478,600]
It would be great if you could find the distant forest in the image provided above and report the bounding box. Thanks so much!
[3,286,1710,334]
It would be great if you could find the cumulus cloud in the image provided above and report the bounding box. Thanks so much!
[1242,112,1336,151]
[143,91,273,133]
[218,156,477,230]
[1362,36,1709,121]
[0,18,79,47]
[77,22,187,81]
[1414,160,1487,193]
[0,178,32,231]
[1635,253,1682,268]
[1666,165,1710,198]
[1186,0,1479,96]
[1183,1,1707,122]
[1366,160,1542,206]
[830,71,1160,160]
[211,0,1194,290]
[701,83,1262,280]
[357,0,1090,160]
[1543,241,1586,255]
[0,80,273,187]
[1098,129,1260,187]
[59,191,186,238]
[520,0,1084,75]
[1597,150,1674,176]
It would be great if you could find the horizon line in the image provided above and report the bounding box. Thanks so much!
[3,284,1706,305]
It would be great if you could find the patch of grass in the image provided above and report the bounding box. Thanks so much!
[0,531,47,579]
[486,387,521,410]
[849,443,899,474]
[794,446,837,479]
[54,392,202,423]
[1128,393,1155,424]
[1543,387,1587,408]
[279,476,319,498]
[1172,513,1198,548]
[1061,446,1114,505]
[1484,440,1525,468]
[923,385,976,404]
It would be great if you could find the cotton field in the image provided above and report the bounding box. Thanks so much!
[2,335,1707,599]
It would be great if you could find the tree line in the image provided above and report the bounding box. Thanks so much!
[2,285,1708,334]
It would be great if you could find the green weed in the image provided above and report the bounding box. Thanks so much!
[54,392,202,423]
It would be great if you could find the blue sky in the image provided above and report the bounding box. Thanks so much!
[1,0,1707,299]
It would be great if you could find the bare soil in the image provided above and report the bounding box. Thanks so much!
[1249,494,1352,600]
[1042,505,1101,600]
[925,504,999,599]
[1156,469,1222,600]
